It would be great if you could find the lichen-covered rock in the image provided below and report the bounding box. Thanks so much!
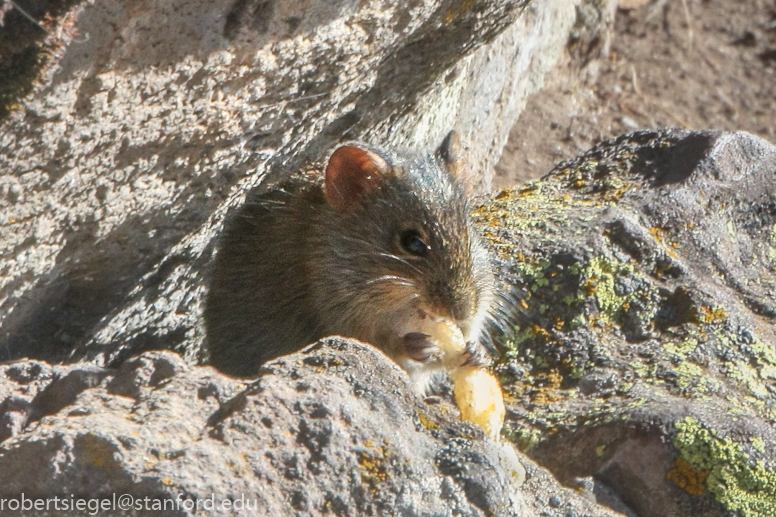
[0,0,601,368]
[483,129,776,517]
[0,343,626,517]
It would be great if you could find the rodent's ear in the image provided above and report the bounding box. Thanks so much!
[324,144,391,212]
[437,130,461,173]
[437,130,474,196]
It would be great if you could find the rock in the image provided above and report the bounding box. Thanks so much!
[0,360,54,443]
[0,342,625,517]
[0,0,607,368]
[484,129,776,517]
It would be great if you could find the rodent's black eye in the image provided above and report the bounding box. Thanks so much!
[400,230,429,256]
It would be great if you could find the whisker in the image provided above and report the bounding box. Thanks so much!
[365,275,415,287]
[376,253,423,275]
[311,234,425,275]
[333,235,383,248]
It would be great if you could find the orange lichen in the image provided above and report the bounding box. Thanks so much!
[530,370,565,405]
[649,226,667,243]
[531,324,551,339]
[444,0,477,23]
[698,305,727,324]
[417,412,439,431]
[584,277,598,296]
[666,457,709,496]
[357,443,391,491]
[517,185,539,197]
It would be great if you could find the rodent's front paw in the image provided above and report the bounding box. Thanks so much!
[402,332,440,363]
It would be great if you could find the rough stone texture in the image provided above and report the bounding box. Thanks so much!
[482,129,776,517]
[0,0,601,368]
[0,342,624,517]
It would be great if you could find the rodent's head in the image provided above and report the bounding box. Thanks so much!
[311,132,494,365]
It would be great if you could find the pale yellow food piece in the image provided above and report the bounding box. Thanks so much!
[451,366,506,440]
[421,317,506,439]
[422,317,467,367]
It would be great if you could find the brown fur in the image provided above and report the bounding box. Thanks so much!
[204,134,495,388]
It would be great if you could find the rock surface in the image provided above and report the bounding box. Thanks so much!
[0,0,602,368]
[483,129,776,517]
[0,342,624,517]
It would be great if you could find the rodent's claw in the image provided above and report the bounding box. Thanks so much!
[461,341,492,368]
[403,332,439,363]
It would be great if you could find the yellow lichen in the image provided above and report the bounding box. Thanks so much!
[417,412,439,431]
[582,256,634,321]
[698,305,727,324]
[357,443,392,491]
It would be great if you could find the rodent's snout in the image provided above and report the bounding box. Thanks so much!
[427,280,476,331]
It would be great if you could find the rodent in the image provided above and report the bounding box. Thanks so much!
[204,132,496,391]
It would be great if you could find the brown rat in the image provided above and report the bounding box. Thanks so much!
[204,132,496,391]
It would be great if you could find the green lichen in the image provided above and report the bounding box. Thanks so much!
[768,246,776,271]
[473,182,599,256]
[663,338,699,358]
[500,326,536,360]
[630,361,650,378]
[503,423,541,452]
[569,313,586,328]
[675,362,704,391]
[513,257,552,281]
[747,338,776,380]
[673,417,776,516]
[728,360,771,400]
[581,255,635,321]
[702,376,722,394]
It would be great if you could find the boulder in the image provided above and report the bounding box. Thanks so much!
[0,0,605,367]
[485,128,776,517]
[0,342,624,517]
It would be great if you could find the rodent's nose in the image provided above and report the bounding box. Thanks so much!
[431,282,475,325]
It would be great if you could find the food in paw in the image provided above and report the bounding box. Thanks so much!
[419,315,505,439]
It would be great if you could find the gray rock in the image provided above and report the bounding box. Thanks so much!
[487,129,776,517]
[0,0,602,368]
[0,342,625,516]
